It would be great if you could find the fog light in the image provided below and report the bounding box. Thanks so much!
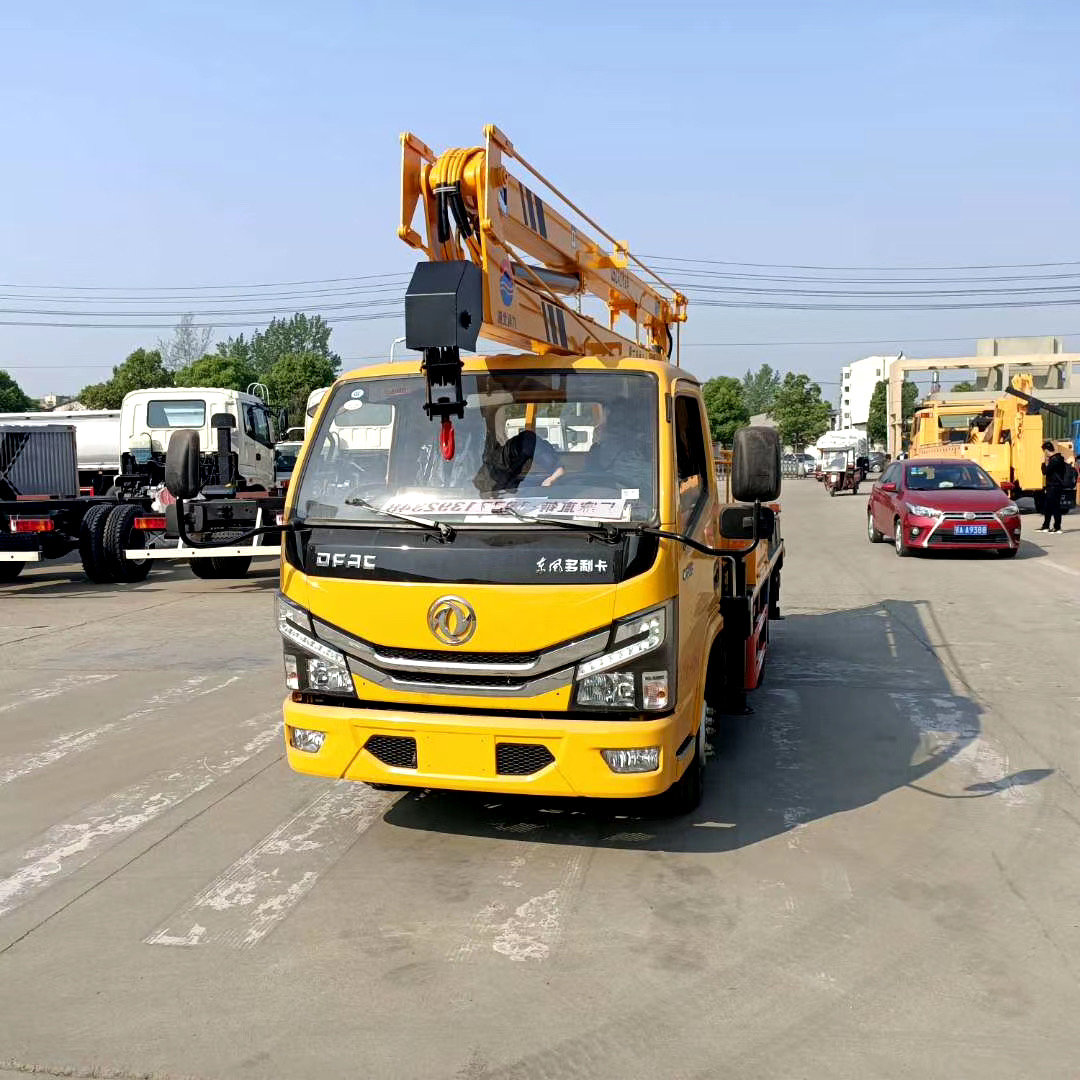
[641,671,669,710]
[602,747,660,773]
[577,672,635,707]
[290,727,326,754]
[910,526,921,537]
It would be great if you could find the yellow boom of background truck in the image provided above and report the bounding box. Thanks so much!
[910,374,1076,512]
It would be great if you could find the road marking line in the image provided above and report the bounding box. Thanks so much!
[1041,559,1080,578]
[145,782,394,949]
[891,691,1032,807]
[0,714,281,919]
[0,672,117,715]
[0,674,240,787]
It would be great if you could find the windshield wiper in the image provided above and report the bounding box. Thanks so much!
[340,496,456,542]
[490,504,621,544]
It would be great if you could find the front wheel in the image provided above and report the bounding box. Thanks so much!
[663,708,706,815]
[894,518,910,557]
[867,513,884,544]
[998,547,1019,559]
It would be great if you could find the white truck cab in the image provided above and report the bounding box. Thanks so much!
[120,387,278,491]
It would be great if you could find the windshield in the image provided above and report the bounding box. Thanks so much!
[275,444,300,473]
[147,399,206,428]
[906,463,996,491]
[293,371,659,525]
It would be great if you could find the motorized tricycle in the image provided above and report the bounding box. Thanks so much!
[823,449,869,496]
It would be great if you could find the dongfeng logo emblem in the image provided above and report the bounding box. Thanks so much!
[428,596,477,646]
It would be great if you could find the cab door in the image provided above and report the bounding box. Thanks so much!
[672,390,718,729]
[241,402,275,488]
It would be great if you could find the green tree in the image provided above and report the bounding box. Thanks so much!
[951,380,976,393]
[264,352,341,419]
[246,313,339,380]
[79,348,173,409]
[0,370,35,412]
[702,375,750,447]
[741,363,780,417]
[772,372,831,451]
[174,351,258,392]
[867,379,920,447]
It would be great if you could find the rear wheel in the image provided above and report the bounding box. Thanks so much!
[893,517,910,557]
[0,562,24,583]
[867,513,883,543]
[79,503,116,583]
[104,505,152,583]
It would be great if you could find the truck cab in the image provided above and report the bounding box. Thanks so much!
[120,387,278,491]
[280,355,782,810]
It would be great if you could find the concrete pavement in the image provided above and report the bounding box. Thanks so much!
[0,482,1077,1079]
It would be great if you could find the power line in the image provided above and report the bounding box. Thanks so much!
[678,332,1079,347]
[0,271,412,292]
[0,311,403,329]
[643,254,1080,272]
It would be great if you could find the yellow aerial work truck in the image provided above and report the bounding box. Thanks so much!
[166,125,785,813]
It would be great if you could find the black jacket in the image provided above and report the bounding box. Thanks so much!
[1043,452,1066,488]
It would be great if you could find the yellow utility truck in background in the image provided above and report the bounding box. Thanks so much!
[167,125,785,813]
[910,375,1076,512]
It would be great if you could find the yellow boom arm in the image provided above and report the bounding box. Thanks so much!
[400,124,687,361]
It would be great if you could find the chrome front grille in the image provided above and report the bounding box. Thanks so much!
[312,617,608,699]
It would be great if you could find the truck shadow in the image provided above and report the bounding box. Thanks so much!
[383,598,1053,852]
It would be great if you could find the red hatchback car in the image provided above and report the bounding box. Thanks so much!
[867,459,1022,557]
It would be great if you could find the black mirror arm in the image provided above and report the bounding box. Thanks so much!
[635,498,763,560]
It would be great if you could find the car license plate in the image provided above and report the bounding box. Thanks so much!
[954,524,988,536]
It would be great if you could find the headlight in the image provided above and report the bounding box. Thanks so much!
[999,503,1020,516]
[904,501,941,518]
[278,596,354,695]
[574,604,674,711]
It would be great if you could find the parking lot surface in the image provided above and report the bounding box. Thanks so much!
[1,482,1078,1079]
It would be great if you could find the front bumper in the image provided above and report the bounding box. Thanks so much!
[283,697,687,799]
[902,513,1020,550]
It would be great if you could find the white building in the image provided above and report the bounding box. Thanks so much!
[840,354,898,438]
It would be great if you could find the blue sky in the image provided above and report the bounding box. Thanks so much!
[2,0,1078,400]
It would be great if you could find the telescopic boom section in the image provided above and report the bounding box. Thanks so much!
[399,124,687,364]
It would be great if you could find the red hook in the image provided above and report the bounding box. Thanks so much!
[440,419,456,460]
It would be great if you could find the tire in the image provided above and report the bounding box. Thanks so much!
[893,517,910,558]
[731,426,781,503]
[104,505,152,583]
[829,486,836,497]
[165,430,201,499]
[867,513,884,544]
[210,555,252,578]
[0,562,24,583]
[998,547,1019,558]
[189,555,252,579]
[664,706,706,815]
[79,503,116,583]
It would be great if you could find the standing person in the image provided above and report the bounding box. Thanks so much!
[1038,440,1066,534]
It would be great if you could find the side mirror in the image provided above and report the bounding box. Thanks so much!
[731,426,781,502]
[882,481,897,492]
[211,412,236,430]
[719,503,775,540]
[277,408,289,433]
[165,430,201,499]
